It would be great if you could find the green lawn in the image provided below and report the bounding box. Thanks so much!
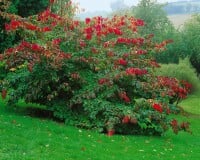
[0,98,200,160]
[180,91,200,115]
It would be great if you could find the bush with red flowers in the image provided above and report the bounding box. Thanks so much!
[0,1,191,136]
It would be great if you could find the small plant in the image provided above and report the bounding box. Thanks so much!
[0,0,191,136]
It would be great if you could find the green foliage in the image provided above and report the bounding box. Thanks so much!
[155,58,200,93]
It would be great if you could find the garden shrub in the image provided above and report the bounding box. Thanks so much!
[155,58,200,93]
[0,1,191,136]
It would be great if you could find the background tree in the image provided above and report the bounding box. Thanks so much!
[132,0,180,63]
[11,0,49,17]
[181,14,200,75]
[110,0,128,11]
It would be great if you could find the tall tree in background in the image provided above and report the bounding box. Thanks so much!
[110,0,128,11]
[133,0,180,63]
[133,0,174,40]
[11,0,49,17]
[182,14,200,75]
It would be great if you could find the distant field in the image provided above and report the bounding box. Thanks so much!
[168,14,192,28]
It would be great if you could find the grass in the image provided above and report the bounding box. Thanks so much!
[180,90,200,115]
[0,98,200,160]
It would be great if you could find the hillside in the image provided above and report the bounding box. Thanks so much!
[164,0,200,15]
[168,14,193,28]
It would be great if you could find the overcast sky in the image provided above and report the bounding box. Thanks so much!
[73,0,179,12]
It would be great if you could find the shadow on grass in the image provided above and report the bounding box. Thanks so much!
[3,104,64,123]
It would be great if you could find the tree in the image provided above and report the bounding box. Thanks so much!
[133,0,180,63]
[182,14,200,75]
[11,0,49,17]
[110,0,128,11]
[133,0,173,40]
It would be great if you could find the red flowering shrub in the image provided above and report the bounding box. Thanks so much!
[0,1,191,136]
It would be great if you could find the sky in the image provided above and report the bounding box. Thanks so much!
[73,0,180,12]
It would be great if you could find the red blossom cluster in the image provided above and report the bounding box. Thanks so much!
[122,116,138,124]
[135,49,147,55]
[58,52,71,59]
[126,67,148,76]
[7,41,43,53]
[180,80,192,92]
[119,91,131,103]
[122,116,130,124]
[98,78,110,85]
[149,60,160,68]
[71,73,80,79]
[0,54,3,61]
[52,38,62,46]
[157,76,192,99]
[2,40,71,71]
[107,129,115,136]
[103,41,115,48]
[180,122,190,131]
[49,0,55,4]
[5,20,21,31]
[1,89,7,99]
[170,119,190,134]
[171,119,178,134]
[85,18,91,24]
[152,103,163,113]
[5,19,53,32]
[117,58,127,66]
[81,15,145,42]
[5,8,64,33]
[155,39,173,51]
[116,37,144,45]
[38,8,62,22]
[91,47,98,54]
[79,40,86,48]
